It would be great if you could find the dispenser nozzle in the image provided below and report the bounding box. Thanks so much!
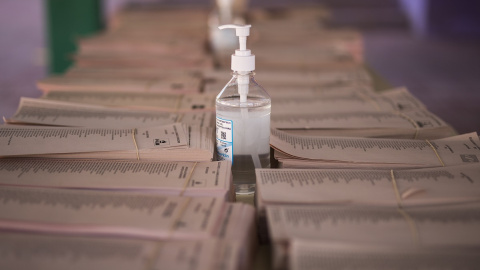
[218,24,251,38]
[218,24,255,72]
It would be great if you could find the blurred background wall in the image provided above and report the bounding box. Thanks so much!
[0,0,479,133]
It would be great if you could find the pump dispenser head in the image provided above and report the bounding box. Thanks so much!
[218,24,255,72]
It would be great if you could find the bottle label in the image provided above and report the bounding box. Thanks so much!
[216,117,233,164]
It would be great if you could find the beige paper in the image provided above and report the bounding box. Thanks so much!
[37,76,202,94]
[0,159,233,200]
[289,239,480,270]
[267,203,480,247]
[8,97,178,128]
[0,124,214,161]
[271,108,456,139]
[42,91,215,112]
[256,165,480,209]
[0,123,185,156]
[0,186,253,242]
[203,67,371,90]
[8,97,214,128]
[271,128,480,169]
[0,186,219,239]
[0,233,246,270]
[271,87,426,115]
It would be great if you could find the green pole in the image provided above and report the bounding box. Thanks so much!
[45,0,103,74]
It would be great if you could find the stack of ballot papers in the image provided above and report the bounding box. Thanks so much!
[202,66,373,94]
[0,232,253,270]
[73,52,213,71]
[65,66,201,80]
[0,186,255,242]
[40,91,216,111]
[0,186,257,270]
[271,108,456,139]
[270,86,426,114]
[255,165,480,212]
[287,240,480,270]
[265,202,480,270]
[251,24,363,70]
[37,75,202,94]
[247,5,330,24]
[269,87,456,139]
[6,97,214,128]
[248,7,362,62]
[252,46,361,71]
[259,84,375,99]
[73,8,213,71]
[0,159,234,200]
[0,123,214,162]
[271,128,480,169]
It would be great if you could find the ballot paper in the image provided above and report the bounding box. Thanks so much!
[271,128,480,169]
[255,46,360,69]
[255,165,480,211]
[0,123,214,162]
[205,80,374,98]
[252,27,363,49]
[253,33,363,64]
[288,240,480,270]
[202,67,372,92]
[66,7,214,73]
[266,202,480,247]
[77,32,207,56]
[0,233,248,270]
[268,85,374,99]
[37,76,202,94]
[271,87,426,115]
[215,43,361,71]
[41,90,215,111]
[65,66,201,80]
[0,186,255,242]
[271,108,456,139]
[248,5,329,24]
[7,97,214,128]
[109,7,209,31]
[73,53,214,72]
[0,159,233,200]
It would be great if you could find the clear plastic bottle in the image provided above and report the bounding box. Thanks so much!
[215,24,271,194]
[216,71,271,194]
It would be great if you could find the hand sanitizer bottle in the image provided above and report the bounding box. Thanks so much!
[215,24,271,194]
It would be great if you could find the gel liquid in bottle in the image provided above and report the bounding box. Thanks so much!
[215,24,271,194]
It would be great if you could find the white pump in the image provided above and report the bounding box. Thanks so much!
[218,24,255,72]
[218,24,255,102]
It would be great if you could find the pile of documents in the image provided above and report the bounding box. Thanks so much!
[6,97,214,128]
[37,75,203,94]
[265,202,480,270]
[0,232,253,270]
[74,7,213,71]
[0,186,256,270]
[0,159,234,199]
[2,2,479,270]
[0,6,257,270]
[222,5,477,270]
[270,128,480,169]
[263,126,480,269]
[256,165,480,211]
[0,123,214,161]
[270,87,456,139]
